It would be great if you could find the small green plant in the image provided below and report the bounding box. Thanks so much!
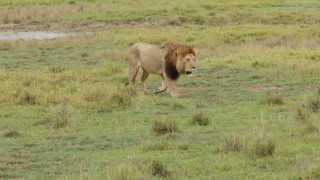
[259,90,284,105]
[251,135,275,157]
[4,129,20,138]
[153,120,178,135]
[225,132,243,152]
[191,111,210,126]
[152,160,169,178]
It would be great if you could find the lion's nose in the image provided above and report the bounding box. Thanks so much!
[192,67,196,72]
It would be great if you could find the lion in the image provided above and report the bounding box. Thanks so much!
[128,41,197,98]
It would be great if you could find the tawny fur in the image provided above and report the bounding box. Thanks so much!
[128,41,197,98]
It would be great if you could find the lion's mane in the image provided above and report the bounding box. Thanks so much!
[161,41,197,81]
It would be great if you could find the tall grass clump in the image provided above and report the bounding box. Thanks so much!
[191,111,210,126]
[307,97,320,113]
[250,133,275,157]
[259,90,284,105]
[296,88,320,133]
[4,129,20,138]
[108,162,139,180]
[296,104,310,122]
[151,159,169,178]
[110,86,138,109]
[299,166,320,180]
[43,106,71,129]
[225,132,243,152]
[153,120,178,135]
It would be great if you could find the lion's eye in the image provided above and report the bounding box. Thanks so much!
[187,59,190,62]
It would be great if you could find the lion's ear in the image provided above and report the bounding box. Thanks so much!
[192,48,198,56]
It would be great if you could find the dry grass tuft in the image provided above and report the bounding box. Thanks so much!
[153,120,178,135]
[296,104,310,122]
[110,86,137,109]
[259,90,284,105]
[250,134,275,157]
[108,162,147,180]
[43,106,71,129]
[4,129,20,138]
[225,132,243,152]
[191,111,210,126]
[151,160,169,178]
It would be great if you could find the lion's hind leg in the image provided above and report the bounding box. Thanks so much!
[129,64,139,86]
[154,75,167,94]
[141,68,149,93]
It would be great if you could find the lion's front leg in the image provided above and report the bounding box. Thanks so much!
[163,74,180,98]
[154,75,167,94]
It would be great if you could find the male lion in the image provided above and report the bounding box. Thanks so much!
[128,41,197,98]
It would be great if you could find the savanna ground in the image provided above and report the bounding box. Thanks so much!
[1,0,320,179]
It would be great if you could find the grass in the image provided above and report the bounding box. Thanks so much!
[4,129,20,138]
[191,111,210,126]
[259,90,284,105]
[152,159,169,178]
[225,132,243,152]
[153,120,178,136]
[0,0,320,179]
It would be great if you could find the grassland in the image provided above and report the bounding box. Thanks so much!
[1,0,320,179]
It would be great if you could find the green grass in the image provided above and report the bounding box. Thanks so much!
[1,0,320,179]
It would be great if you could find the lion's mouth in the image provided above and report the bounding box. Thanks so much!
[186,71,193,76]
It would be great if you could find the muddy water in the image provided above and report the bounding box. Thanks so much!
[0,31,81,40]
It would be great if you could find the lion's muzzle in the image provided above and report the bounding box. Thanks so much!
[186,71,193,76]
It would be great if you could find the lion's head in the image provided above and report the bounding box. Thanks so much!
[161,41,197,81]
